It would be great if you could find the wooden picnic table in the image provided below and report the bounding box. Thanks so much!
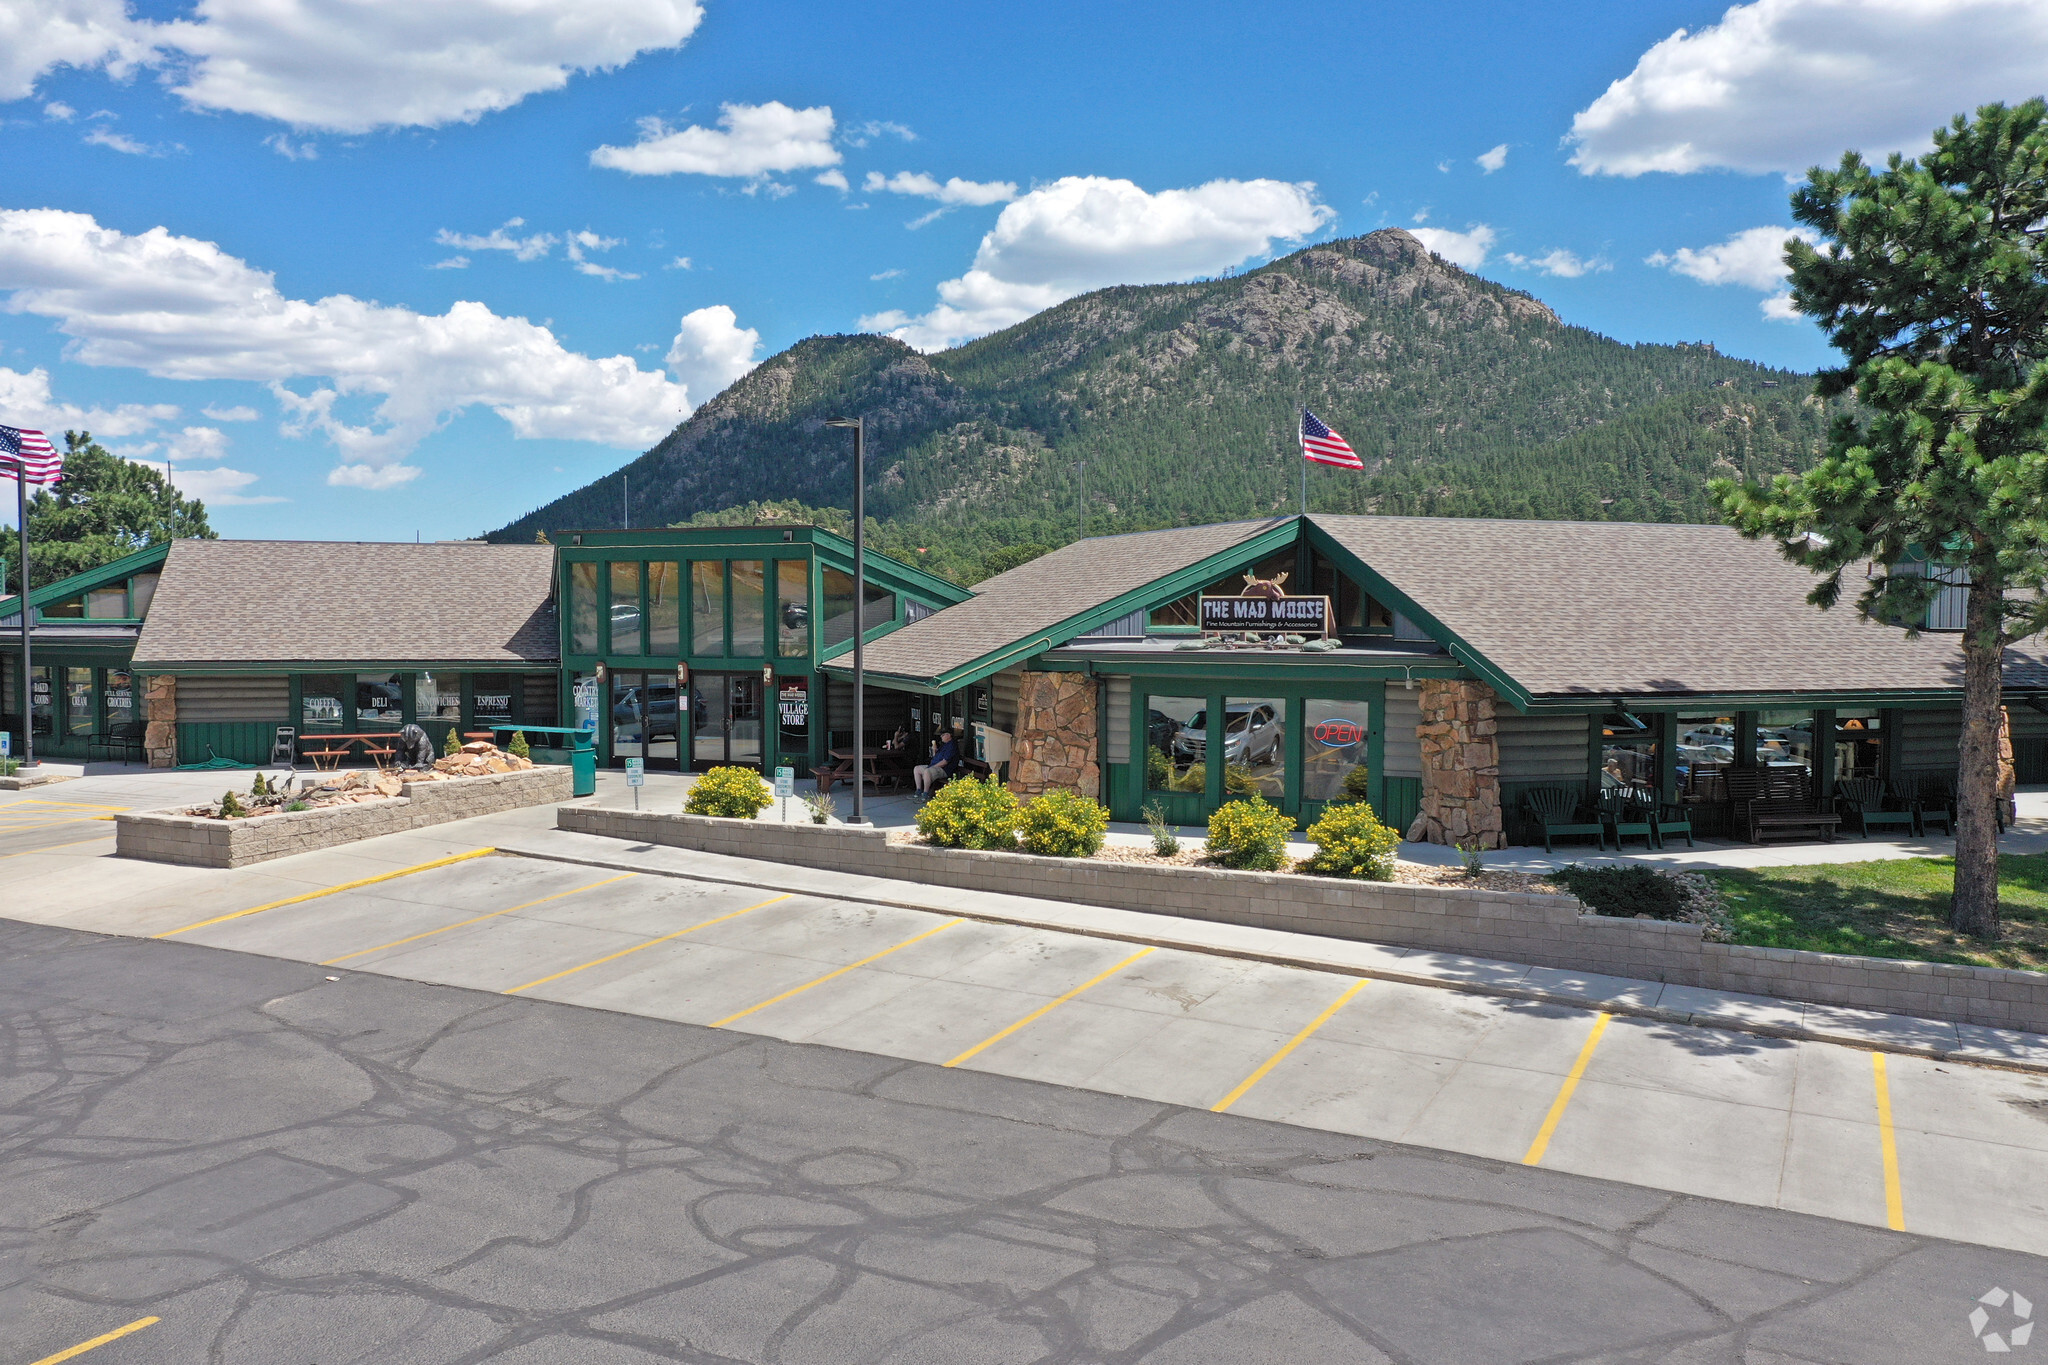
[299,732,401,771]
[815,748,883,797]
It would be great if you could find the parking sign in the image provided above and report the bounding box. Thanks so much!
[625,757,645,787]
[773,766,794,799]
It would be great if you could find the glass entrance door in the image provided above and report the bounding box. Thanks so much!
[689,673,762,769]
[611,671,681,770]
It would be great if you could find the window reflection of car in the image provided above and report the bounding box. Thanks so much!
[1174,704,1282,765]
[1146,709,1182,752]
[612,686,680,740]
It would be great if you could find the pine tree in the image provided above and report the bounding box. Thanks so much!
[1716,99,2048,938]
[8,432,214,593]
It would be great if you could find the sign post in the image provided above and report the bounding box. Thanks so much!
[625,756,644,810]
[773,764,794,823]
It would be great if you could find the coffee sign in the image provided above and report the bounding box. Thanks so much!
[1199,594,1330,636]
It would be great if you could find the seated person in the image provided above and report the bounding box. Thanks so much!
[914,730,960,795]
[881,725,912,753]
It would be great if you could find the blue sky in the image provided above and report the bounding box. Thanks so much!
[2,0,2044,541]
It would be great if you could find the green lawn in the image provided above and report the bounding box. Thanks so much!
[1707,853,2048,972]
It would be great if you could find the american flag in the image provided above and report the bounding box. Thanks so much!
[0,425,60,485]
[1300,409,1363,470]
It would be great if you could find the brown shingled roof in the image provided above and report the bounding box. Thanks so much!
[854,519,1285,684]
[133,539,558,668]
[1310,514,2048,698]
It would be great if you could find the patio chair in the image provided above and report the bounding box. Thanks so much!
[1837,777,1919,838]
[1599,785,1656,851]
[87,720,146,764]
[1638,785,1695,849]
[1909,774,1955,837]
[1523,787,1606,854]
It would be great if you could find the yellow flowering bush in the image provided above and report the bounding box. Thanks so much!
[1017,789,1110,857]
[915,774,1019,849]
[1205,796,1295,870]
[685,765,772,818]
[1302,801,1401,881]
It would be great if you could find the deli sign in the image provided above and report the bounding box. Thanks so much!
[1199,594,1330,636]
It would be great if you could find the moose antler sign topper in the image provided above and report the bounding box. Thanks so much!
[1199,570,1331,637]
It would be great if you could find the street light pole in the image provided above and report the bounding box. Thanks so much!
[825,416,868,825]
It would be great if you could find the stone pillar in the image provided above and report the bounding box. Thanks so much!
[144,675,177,768]
[1407,678,1505,849]
[1007,670,1099,800]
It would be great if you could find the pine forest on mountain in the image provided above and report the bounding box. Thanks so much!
[492,229,1834,585]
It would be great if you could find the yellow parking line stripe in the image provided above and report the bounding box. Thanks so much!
[712,918,964,1028]
[320,873,638,966]
[503,893,791,995]
[0,816,110,834]
[0,835,115,859]
[944,946,1156,1069]
[152,848,498,939]
[8,799,130,811]
[30,1316,159,1365]
[1211,977,1371,1113]
[1522,1011,1612,1166]
[1873,1051,1907,1231]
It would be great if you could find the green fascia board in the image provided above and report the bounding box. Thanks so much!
[1302,521,1534,711]
[825,517,1305,694]
[807,527,973,606]
[0,540,172,621]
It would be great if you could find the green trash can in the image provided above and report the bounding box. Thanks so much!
[568,730,597,797]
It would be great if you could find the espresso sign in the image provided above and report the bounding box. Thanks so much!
[1199,594,1330,635]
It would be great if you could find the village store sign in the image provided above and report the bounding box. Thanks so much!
[1199,571,1331,636]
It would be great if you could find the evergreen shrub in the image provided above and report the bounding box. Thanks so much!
[916,774,1018,850]
[508,730,531,760]
[1553,865,1686,920]
[1338,765,1373,804]
[443,726,463,757]
[1017,789,1109,857]
[1205,796,1295,871]
[1302,802,1401,881]
[685,765,772,819]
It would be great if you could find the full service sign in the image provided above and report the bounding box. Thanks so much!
[1199,595,1331,636]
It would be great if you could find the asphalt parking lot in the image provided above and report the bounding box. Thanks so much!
[6,916,2045,1365]
[47,846,2048,1260]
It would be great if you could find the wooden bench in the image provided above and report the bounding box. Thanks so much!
[1726,768,1840,844]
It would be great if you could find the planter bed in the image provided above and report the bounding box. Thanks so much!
[118,765,572,868]
[556,806,2048,1035]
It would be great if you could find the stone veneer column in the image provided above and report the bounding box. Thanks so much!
[1408,678,1505,849]
[144,675,177,768]
[1006,671,1099,800]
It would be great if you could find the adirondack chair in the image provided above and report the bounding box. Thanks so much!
[1635,784,1696,849]
[1599,785,1656,850]
[1836,777,1919,838]
[1909,774,1955,836]
[1523,787,1606,853]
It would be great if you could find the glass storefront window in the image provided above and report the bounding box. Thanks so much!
[777,559,809,656]
[356,673,405,730]
[1302,699,1370,801]
[726,674,762,765]
[87,586,128,619]
[777,677,810,755]
[569,562,600,655]
[821,568,894,646]
[418,672,462,723]
[103,670,135,729]
[571,671,600,734]
[41,596,83,619]
[472,674,515,728]
[65,667,94,736]
[1756,709,1813,768]
[647,562,681,654]
[1146,696,1205,792]
[610,561,642,655]
[1600,713,1657,789]
[692,561,725,655]
[301,674,344,732]
[1223,696,1286,801]
[29,665,53,735]
[130,573,159,619]
[1309,553,1367,631]
[1676,713,1736,798]
[1836,710,1884,781]
[731,560,765,656]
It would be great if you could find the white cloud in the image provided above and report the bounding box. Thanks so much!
[862,175,1332,352]
[863,171,1019,206]
[869,268,903,281]
[0,364,176,435]
[0,208,719,487]
[665,303,759,405]
[125,452,282,504]
[1476,143,1509,173]
[263,131,316,160]
[1647,224,1823,321]
[813,169,849,191]
[163,423,228,462]
[43,100,74,120]
[1503,248,1609,278]
[1569,0,2048,177]
[435,219,554,262]
[844,119,914,147]
[1409,223,1496,268]
[161,0,705,133]
[430,256,468,270]
[84,125,166,156]
[590,101,839,180]
[665,256,692,270]
[1435,158,1452,173]
[0,0,703,132]
[201,403,258,420]
[565,229,637,281]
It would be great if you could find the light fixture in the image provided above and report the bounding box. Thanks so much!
[763,663,775,686]
[826,415,869,826]
[594,661,607,683]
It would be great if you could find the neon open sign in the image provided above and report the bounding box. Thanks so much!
[1313,719,1365,747]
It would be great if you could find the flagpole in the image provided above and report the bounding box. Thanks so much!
[4,454,31,768]
[1298,405,1307,518]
